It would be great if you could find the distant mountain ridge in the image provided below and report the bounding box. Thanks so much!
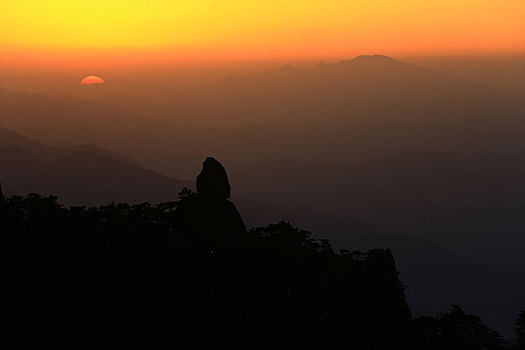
[203,54,524,131]
[223,55,418,80]
[0,127,191,205]
[0,127,138,165]
[0,145,191,205]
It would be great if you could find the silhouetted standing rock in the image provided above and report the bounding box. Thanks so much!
[0,182,6,211]
[197,157,231,199]
[0,182,9,230]
[174,157,246,247]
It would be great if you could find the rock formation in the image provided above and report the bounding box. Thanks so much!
[0,182,7,221]
[196,157,231,199]
[0,182,6,206]
[174,157,246,247]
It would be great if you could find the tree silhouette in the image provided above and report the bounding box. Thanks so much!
[411,305,505,350]
[516,310,525,349]
[350,249,366,262]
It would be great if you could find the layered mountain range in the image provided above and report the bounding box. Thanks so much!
[1,55,524,338]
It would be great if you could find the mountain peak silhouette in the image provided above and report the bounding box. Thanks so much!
[333,54,401,67]
[353,54,395,61]
[277,64,295,71]
[314,60,328,69]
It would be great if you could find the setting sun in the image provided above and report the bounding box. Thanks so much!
[80,76,104,85]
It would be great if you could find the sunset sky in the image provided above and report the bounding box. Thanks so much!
[1,0,524,67]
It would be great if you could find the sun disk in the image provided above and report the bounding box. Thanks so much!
[80,76,105,85]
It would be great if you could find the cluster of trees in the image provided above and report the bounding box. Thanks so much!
[517,311,525,349]
[2,190,523,348]
[410,305,506,349]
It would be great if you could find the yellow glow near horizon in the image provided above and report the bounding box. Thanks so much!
[1,0,524,66]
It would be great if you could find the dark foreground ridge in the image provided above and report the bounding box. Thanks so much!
[2,160,515,348]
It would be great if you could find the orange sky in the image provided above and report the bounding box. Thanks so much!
[1,0,524,67]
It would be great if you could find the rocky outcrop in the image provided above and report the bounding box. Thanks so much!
[196,157,231,199]
[174,157,246,247]
[0,182,6,206]
[0,182,7,221]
